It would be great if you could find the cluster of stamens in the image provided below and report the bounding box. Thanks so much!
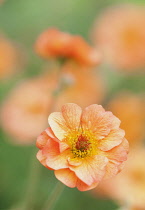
[65,129,97,158]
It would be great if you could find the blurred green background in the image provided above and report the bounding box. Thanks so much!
[0,0,145,209]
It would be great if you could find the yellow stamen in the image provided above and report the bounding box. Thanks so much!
[65,129,98,159]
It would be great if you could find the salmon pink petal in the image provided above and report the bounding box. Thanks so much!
[81,105,105,128]
[45,127,57,139]
[105,138,129,162]
[55,169,77,188]
[91,111,121,138]
[98,129,125,151]
[42,138,59,156]
[36,150,53,170]
[36,127,57,149]
[55,169,99,191]
[59,141,69,153]
[46,151,69,170]
[68,157,82,166]
[61,103,82,130]
[81,105,111,139]
[118,161,125,173]
[37,150,46,166]
[76,179,99,191]
[48,104,82,141]
[121,138,129,153]
[110,114,121,129]
[36,130,49,149]
[103,160,121,180]
[70,155,108,185]
[44,139,69,170]
[48,112,68,141]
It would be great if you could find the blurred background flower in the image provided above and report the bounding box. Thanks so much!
[92,4,145,72]
[0,34,23,80]
[106,92,145,147]
[55,61,106,109]
[35,28,100,67]
[0,0,145,209]
[1,75,55,144]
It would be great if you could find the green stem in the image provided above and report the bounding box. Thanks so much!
[19,147,41,210]
[9,147,41,210]
[42,182,65,210]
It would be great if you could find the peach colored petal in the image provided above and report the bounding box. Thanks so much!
[76,179,99,191]
[48,104,82,141]
[61,103,82,130]
[81,105,120,140]
[103,160,122,180]
[100,111,121,130]
[55,169,77,188]
[44,139,69,170]
[98,128,125,151]
[68,157,82,166]
[121,138,129,153]
[70,155,108,185]
[105,138,129,162]
[45,127,57,139]
[37,150,46,166]
[118,161,126,173]
[81,104,107,138]
[48,112,68,141]
[55,169,99,191]
[36,130,48,149]
[100,138,129,179]
[36,127,54,149]
[59,141,69,153]
[36,150,52,170]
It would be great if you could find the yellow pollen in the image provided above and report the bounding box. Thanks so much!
[65,129,98,159]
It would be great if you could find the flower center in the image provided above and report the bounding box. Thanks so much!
[66,130,97,159]
[75,135,90,152]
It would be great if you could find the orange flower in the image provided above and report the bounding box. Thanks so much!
[1,76,55,144]
[36,103,129,191]
[35,28,100,66]
[94,148,145,209]
[0,35,21,80]
[92,4,145,71]
[107,93,145,147]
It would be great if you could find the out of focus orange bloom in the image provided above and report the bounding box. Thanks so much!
[36,103,129,191]
[56,62,106,109]
[92,4,145,71]
[0,35,21,80]
[93,148,145,209]
[1,76,55,144]
[35,28,100,67]
[107,93,145,147]
[1,61,106,144]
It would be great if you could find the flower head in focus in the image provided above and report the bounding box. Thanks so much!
[35,28,100,67]
[36,103,129,191]
[92,4,145,71]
